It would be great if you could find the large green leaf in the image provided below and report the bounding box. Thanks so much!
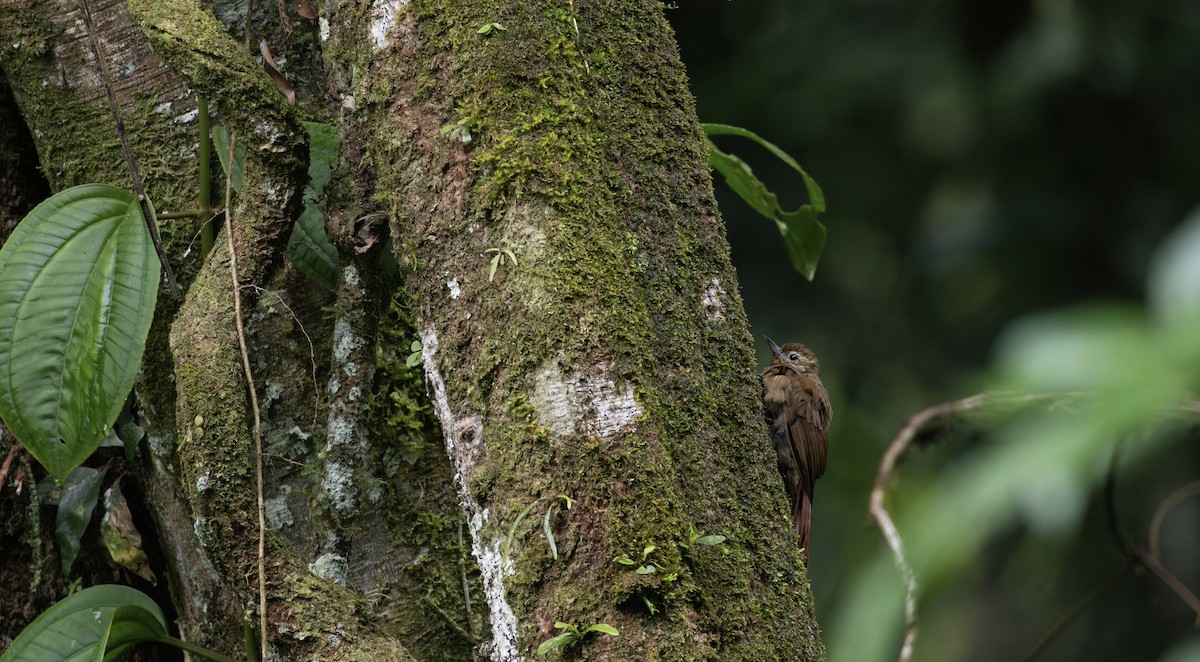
[0,185,160,483]
[0,584,165,662]
[0,585,240,662]
[284,121,340,289]
[56,466,108,576]
[702,122,827,280]
[215,121,340,289]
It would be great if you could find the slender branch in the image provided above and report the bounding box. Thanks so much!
[1021,561,1130,661]
[78,0,183,302]
[870,394,988,661]
[223,132,269,660]
[421,595,478,646]
[870,392,1075,662]
[1133,547,1200,623]
[1103,444,1130,553]
[1148,480,1200,557]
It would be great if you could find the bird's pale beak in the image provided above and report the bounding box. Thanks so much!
[766,336,783,360]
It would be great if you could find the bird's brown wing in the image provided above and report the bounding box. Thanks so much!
[786,375,830,489]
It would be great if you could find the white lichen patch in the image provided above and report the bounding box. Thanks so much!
[447,278,461,300]
[327,415,353,448]
[264,379,283,404]
[193,517,213,547]
[319,16,330,42]
[265,488,295,529]
[702,276,727,321]
[309,552,348,587]
[343,264,360,287]
[474,513,520,661]
[322,461,355,513]
[369,0,408,51]
[196,471,211,493]
[332,318,365,364]
[531,359,641,441]
[420,328,519,660]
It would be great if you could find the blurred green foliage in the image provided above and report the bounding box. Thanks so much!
[670,2,1200,661]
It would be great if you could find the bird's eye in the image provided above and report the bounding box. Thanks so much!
[788,353,799,361]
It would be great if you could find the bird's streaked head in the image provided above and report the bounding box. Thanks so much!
[765,336,819,374]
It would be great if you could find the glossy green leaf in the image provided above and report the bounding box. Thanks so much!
[0,584,165,662]
[536,632,577,655]
[0,185,160,483]
[284,122,339,289]
[702,123,827,280]
[302,121,338,193]
[56,466,107,575]
[585,623,619,637]
[0,585,239,662]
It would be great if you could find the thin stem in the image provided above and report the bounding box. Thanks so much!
[1148,479,1200,557]
[870,394,989,661]
[869,392,1066,662]
[78,0,183,302]
[223,132,269,661]
[1021,561,1129,661]
[198,97,214,259]
[158,636,241,662]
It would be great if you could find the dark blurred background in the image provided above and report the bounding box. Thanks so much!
[667,2,1200,660]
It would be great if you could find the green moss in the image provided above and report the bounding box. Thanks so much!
[328,0,822,657]
[367,290,488,659]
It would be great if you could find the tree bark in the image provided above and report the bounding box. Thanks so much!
[0,0,824,659]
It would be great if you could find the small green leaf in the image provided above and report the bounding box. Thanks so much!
[405,351,422,368]
[56,466,107,575]
[635,564,656,575]
[694,534,726,546]
[536,632,578,655]
[553,621,576,631]
[543,504,558,560]
[558,494,573,509]
[489,253,501,282]
[0,185,160,483]
[410,340,422,352]
[616,555,636,566]
[585,623,619,637]
[642,544,655,559]
[478,22,507,34]
[502,497,544,568]
[642,596,659,615]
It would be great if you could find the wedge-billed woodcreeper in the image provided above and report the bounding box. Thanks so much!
[762,337,831,564]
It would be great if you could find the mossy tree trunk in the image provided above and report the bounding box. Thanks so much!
[0,0,824,659]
